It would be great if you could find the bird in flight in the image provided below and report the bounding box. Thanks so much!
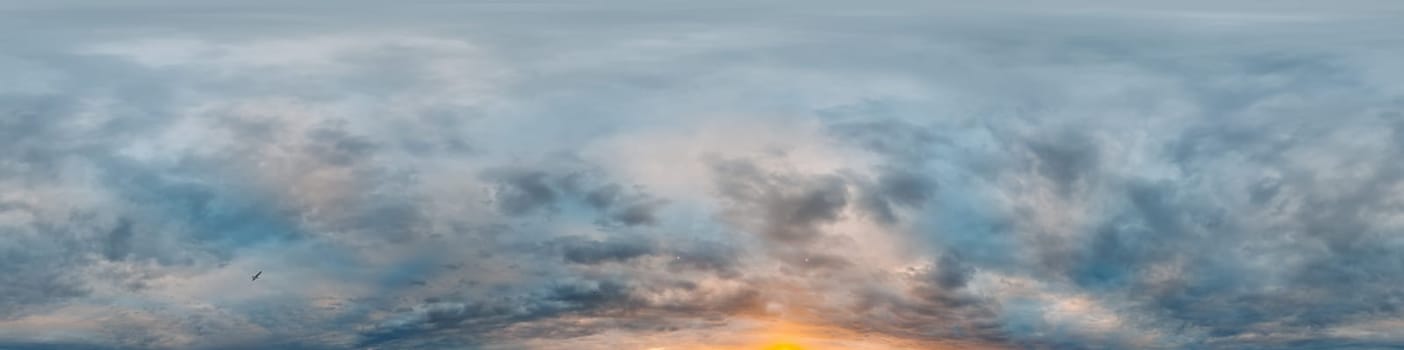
[252,271,262,281]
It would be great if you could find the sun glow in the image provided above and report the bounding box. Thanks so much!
[765,344,805,350]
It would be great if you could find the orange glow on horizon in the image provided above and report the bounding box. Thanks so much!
[764,343,806,350]
[628,316,1002,350]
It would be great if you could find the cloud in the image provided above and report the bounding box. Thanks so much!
[710,157,852,245]
[556,235,655,265]
[3,1,1404,349]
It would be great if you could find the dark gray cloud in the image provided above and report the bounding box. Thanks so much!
[710,157,851,244]
[0,342,128,350]
[356,275,764,348]
[481,163,667,227]
[1025,131,1100,196]
[665,240,745,277]
[482,168,560,216]
[0,232,90,317]
[556,235,654,265]
[857,167,938,224]
[101,218,135,261]
[585,184,668,227]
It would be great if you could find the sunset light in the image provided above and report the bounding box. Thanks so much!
[764,344,806,350]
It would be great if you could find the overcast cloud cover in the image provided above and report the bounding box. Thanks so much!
[3,0,1404,349]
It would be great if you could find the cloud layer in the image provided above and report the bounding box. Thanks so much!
[3,1,1404,349]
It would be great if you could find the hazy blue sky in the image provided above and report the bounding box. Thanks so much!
[3,1,1404,349]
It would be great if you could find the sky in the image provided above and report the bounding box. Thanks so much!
[2,1,1404,349]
